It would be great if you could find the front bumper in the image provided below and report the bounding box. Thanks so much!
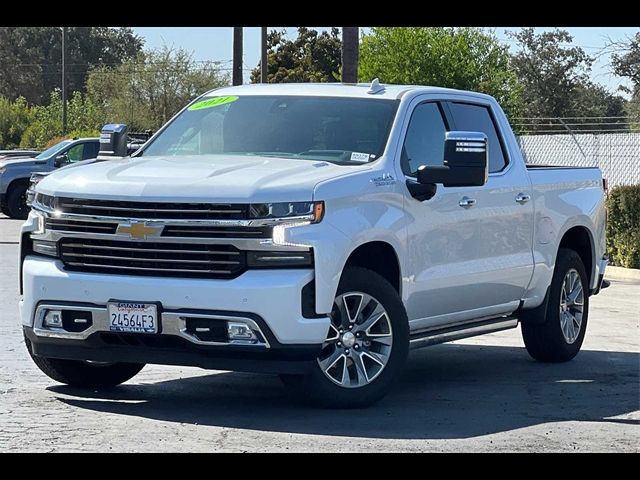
[24,324,320,375]
[21,255,329,372]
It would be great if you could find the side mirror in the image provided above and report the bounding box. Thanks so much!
[54,154,69,167]
[98,123,129,159]
[417,131,488,187]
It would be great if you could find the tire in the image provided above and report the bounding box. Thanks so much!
[25,337,145,388]
[6,181,29,219]
[0,203,10,217]
[521,248,589,362]
[282,266,409,408]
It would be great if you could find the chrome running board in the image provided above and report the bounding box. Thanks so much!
[409,316,519,350]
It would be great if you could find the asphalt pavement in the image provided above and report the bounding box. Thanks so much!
[0,213,638,452]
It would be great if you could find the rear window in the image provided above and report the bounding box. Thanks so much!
[448,102,508,173]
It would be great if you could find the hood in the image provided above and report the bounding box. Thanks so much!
[0,157,45,169]
[37,155,366,203]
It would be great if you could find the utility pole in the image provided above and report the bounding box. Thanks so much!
[341,27,359,83]
[232,27,243,86]
[261,27,268,83]
[61,26,68,134]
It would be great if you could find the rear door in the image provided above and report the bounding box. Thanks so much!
[444,100,534,313]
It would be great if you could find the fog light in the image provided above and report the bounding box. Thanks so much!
[227,322,258,343]
[43,310,63,328]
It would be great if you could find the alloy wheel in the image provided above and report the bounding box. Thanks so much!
[559,268,584,344]
[318,291,393,388]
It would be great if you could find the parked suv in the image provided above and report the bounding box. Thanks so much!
[0,138,99,218]
[21,83,607,407]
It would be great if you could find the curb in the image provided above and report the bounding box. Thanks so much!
[605,265,640,282]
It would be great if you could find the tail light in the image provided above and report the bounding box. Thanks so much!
[603,178,608,193]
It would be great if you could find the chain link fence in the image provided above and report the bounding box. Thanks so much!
[516,132,640,188]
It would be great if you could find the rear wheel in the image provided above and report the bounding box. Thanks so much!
[521,248,589,362]
[25,337,145,388]
[282,267,409,408]
[6,181,29,219]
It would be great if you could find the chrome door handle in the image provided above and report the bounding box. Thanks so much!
[459,197,476,208]
[515,193,531,204]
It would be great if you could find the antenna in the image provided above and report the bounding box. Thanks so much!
[367,78,385,95]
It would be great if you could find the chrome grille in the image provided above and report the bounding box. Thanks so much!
[161,225,270,238]
[59,239,246,279]
[56,197,248,220]
[45,218,118,234]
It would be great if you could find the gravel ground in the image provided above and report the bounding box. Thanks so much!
[0,213,638,452]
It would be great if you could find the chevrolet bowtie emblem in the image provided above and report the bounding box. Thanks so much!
[117,222,162,240]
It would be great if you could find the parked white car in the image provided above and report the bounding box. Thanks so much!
[20,82,607,407]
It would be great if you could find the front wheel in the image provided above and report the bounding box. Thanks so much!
[521,248,589,362]
[26,337,145,388]
[282,267,409,408]
[6,182,29,219]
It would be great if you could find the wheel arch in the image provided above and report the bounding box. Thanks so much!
[7,175,30,194]
[557,225,595,287]
[342,240,402,295]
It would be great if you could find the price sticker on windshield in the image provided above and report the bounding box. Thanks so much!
[350,152,372,163]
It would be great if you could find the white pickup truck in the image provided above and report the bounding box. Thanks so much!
[20,82,607,408]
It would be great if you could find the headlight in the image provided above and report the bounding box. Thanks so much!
[0,166,6,175]
[249,201,324,223]
[33,193,56,211]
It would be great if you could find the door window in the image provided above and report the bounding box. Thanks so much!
[401,102,448,176]
[65,144,84,162]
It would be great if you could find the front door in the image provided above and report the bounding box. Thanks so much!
[401,99,534,330]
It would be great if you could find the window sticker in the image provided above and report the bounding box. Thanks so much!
[188,96,239,111]
[350,152,371,163]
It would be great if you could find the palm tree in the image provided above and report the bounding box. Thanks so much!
[233,27,243,86]
[341,27,359,83]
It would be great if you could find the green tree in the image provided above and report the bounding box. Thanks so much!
[571,82,627,130]
[0,27,143,105]
[87,46,229,131]
[250,27,342,83]
[508,27,627,131]
[19,90,105,148]
[0,97,34,148]
[611,32,640,131]
[358,27,523,119]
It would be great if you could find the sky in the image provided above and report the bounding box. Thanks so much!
[132,27,638,94]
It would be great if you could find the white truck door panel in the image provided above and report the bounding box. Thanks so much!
[401,98,534,329]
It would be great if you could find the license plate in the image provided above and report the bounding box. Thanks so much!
[108,302,158,334]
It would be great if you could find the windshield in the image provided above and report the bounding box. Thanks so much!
[142,95,399,164]
[36,140,73,160]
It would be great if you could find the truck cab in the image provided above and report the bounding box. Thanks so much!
[20,83,607,407]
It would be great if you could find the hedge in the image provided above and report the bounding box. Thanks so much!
[606,185,640,269]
